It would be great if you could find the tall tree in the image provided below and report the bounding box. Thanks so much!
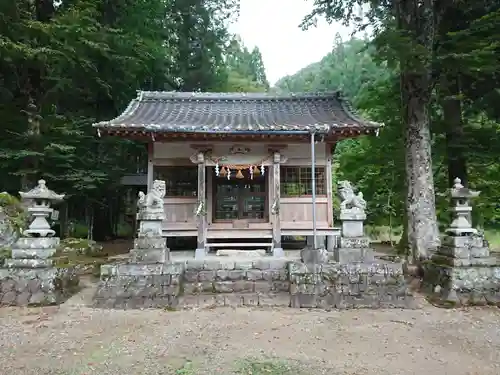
[303,0,445,261]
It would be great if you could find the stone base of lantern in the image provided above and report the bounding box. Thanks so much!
[423,234,500,306]
[0,266,79,306]
[0,236,80,306]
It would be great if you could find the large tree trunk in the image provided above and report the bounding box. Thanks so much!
[401,73,441,262]
[442,75,467,187]
[396,0,441,262]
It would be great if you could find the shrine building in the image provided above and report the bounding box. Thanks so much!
[93,91,381,258]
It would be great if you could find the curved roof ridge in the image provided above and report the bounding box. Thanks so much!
[138,90,344,101]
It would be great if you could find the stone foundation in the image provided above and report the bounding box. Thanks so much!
[289,262,414,308]
[93,259,415,310]
[0,266,79,306]
[423,254,500,306]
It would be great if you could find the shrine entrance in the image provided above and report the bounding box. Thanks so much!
[213,167,268,223]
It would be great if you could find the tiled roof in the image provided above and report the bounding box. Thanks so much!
[93,91,381,134]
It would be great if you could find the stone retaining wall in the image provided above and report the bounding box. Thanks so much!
[423,261,500,306]
[0,267,79,306]
[93,259,416,310]
[289,262,414,309]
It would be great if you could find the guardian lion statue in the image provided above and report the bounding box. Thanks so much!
[338,180,366,212]
[137,180,166,219]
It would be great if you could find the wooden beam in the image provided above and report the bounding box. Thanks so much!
[325,143,334,227]
[195,152,207,258]
[271,151,284,256]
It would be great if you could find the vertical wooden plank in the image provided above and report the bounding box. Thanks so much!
[147,142,154,191]
[325,143,334,227]
[206,166,213,225]
[272,152,284,256]
[195,152,207,258]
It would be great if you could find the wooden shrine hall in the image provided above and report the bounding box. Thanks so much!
[93,91,381,258]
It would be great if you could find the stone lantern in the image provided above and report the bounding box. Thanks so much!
[7,180,65,266]
[446,177,480,236]
[20,179,65,238]
[0,180,78,306]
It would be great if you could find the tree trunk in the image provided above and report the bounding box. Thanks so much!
[442,75,467,187]
[402,73,440,261]
[396,0,441,262]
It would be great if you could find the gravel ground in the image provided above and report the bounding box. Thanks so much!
[0,282,499,375]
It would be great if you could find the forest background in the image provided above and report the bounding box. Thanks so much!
[0,0,499,253]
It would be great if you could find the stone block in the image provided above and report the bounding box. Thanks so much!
[253,281,272,294]
[116,263,164,276]
[300,248,328,264]
[133,237,166,249]
[234,261,254,270]
[267,259,288,270]
[12,237,60,250]
[438,245,470,259]
[339,211,366,221]
[432,255,497,267]
[232,280,254,293]
[251,259,271,270]
[203,260,223,270]
[4,259,53,268]
[258,293,290,307]
[288,261,308,275]
[442,235,484,248]
[333,247,374,263]
[184,271,199,283]
[198,271,216,282]
[11,248,56,259]
[129,248,169,263]
[339,237,370,249]
[341,221,364,238]
[246,270,263,281]
[272,281,290,292]
[470,246,490,258]
[215,269,244,281]
[138,220,162,236]
[185,259,206,271]
[213,281,233,293]
[0,266,79,306]
[261,270,281,281]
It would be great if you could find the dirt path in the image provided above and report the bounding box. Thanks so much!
[0,283,499,375]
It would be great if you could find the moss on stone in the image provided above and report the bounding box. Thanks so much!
[0,247,12,262]
[56,237,107,257]
[0,192,27,237]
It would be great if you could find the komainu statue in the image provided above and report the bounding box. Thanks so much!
[338,180,366,212]
[137,180,166,220]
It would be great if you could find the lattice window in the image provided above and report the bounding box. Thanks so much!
[280,166,326,196]
[154,166,198,197]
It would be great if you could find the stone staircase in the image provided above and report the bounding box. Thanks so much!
[179,258,290,308]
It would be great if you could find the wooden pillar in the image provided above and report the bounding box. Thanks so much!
[271,151,284,257]
[195,151,207,259]
[147,142,154,191]
[326,143,335,251]
[326,143,334,227]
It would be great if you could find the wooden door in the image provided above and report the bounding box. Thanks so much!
[213,168,267,222]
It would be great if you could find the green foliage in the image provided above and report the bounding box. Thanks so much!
[223,36,270,92]
[0,192,28,235]
[236,359,302,375]
[0,0,266,239]
[277,32,500,232]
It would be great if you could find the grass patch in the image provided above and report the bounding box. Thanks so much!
[485,229,500,252]
[235,359,303,375]
[174,360,196,375]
